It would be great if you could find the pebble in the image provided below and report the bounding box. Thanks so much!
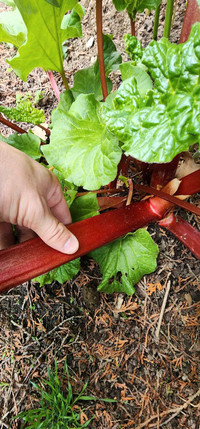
[86,36,95,49]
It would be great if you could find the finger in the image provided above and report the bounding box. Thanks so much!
[0,222,15,250]
[31,202,79,254]
[16,225,36,243]
[48,185,72,225]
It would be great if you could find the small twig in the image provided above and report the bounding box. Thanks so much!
[160,387,200,426]
[76,188,122,197]
[0,419,9,428]
[155,275,171,341]
[126,179,133,206]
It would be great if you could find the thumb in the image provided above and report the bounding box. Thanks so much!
[32,204,79,254]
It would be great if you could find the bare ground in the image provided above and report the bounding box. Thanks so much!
[0,1,200,428]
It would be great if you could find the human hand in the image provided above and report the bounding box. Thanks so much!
[0,141,79,253]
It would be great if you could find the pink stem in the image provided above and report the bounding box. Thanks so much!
[159,213,200,259]
[47,71,60,102]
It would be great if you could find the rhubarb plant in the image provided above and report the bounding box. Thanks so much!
[0,0,200,294]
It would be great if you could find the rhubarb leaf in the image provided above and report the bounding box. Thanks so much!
[120,63,152,96]
[0,7,27,48]
[112,0,161,19]
[0,101,45,125]
[61,5,84,40]
[8,0,78,81]
[70,193,99,222]
[43,94,121,190]
[34,258,80,286]
[91,229,158,295]
[72,35,122,100]
[53,169,77,208]
[101,25,200,163]
[0,131,41,160]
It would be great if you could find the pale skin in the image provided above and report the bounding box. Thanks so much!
[0,141,79,253]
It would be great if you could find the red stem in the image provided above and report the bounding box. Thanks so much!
[0,114,27,134]
[176,169,200,196]
[96,0,108,101]
[135,183,200,217]
[47,71,60,102]
[130,18,135,36]
[159,214,200,259]
[150,155,180,188]
[179,0,200,43]
[0,198,164,293]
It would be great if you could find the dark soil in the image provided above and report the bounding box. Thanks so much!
[0,1,200,428]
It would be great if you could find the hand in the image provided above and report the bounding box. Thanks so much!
[0,141,79,253]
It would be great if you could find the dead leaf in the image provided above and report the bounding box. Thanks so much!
[176,151,200,179]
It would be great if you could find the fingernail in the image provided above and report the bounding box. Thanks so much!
[63,234,79,254]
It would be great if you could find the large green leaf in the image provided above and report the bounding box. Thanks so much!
[34,258,80,286]
[0,131,41,159]
[43,94,121,190]
[8,0,78,80]
[72,35,122,100]
[70,193,99,223]
[91,229,158,295]
[0,6,26,48]
[0,100,45,125]
[101,24,200,163]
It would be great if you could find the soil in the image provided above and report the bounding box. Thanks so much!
[0,1,200,428]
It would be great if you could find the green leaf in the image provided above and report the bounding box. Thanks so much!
[34,258,80,286]
[70,193,99,222]
[53,169,77,208]
[8,0,78,81]
[0,7,27,48]
[51,90,74,122]
[101,25,200,163]
[72,34,122,100]
[43,94,122,190]
[0,131,41,159]
[124,34,143,62]
[45,0,60,6]
[91,229,158,295]
[0,100,45,125]
[120,63,152,96]
[112,0,161,19]
[61,6,84,40]
[112,0,126,11]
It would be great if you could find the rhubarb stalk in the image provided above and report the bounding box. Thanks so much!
[0,197,169,293]
[159,214,200,260]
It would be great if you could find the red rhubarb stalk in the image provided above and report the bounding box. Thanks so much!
[47,71,60,102]
[0,114,27,134]
[180,0,200,43]
[0,197,169,293]
[176,169,200,196]
[159,214,200,260]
